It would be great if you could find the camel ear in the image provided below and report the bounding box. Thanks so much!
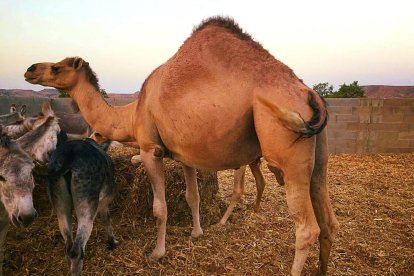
[73,57,84,70]
[20,105,27,116]
[10,104,16,113]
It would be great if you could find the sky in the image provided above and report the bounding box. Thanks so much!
[0,0,413,93]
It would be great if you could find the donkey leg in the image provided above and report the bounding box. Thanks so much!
[182,164,203,237]
[310,129,340,276]
[140,149,167,260]
[98,201,119,250]
[219,165,246,225]
[70,201,98,276]
[249,159,267,212]
[0,212,9,275]
[48,176,73,257]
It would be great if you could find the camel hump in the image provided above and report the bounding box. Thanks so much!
[257,91,328,140]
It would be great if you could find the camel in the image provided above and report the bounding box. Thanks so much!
[24,16,339,275]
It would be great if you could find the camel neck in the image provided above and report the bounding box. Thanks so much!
[69,83,137,142]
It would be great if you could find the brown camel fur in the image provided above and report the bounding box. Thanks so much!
[24,16,339,275]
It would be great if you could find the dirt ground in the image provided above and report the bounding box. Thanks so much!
[3,152,414,275]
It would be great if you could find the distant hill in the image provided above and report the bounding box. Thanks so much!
[2,86,413,98]
[0,89,138,99]
[361,85,414,98]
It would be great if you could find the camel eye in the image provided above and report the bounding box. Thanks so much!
[51,66,61,74]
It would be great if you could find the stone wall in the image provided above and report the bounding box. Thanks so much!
[1,96,413,153]
[326,98,414,153]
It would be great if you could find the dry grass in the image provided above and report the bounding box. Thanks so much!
[3,150,414,275]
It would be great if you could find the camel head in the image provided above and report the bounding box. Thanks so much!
[0,126,37,228]
[24,57,99,92]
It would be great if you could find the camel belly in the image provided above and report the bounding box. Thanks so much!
[153,98,261,171]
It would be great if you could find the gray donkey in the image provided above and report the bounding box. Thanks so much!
[0,104,25,126]
[47,138,118,276]
[0,107,61,275]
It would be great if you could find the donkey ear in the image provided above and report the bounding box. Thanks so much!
[10,104,16,113]
[41,101,54,117]
[73,57,84,70]
[20,105,27,116]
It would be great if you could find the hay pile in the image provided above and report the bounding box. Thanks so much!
[3,152,414,275]
[109,147,223,226]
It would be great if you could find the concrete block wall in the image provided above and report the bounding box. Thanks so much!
[326,98,414,153]
[1,96,413,153]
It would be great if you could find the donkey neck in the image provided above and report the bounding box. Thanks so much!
[69,82,137,142]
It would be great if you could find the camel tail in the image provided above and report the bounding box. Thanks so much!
[257,91,328,140]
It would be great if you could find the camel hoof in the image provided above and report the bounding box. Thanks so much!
[191,228,204,238]
[148,249,165,262]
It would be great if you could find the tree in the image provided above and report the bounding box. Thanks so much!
[58,89,70,98]
[331,81,365,98]
[313,82,334,97]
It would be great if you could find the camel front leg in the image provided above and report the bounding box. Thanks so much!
[140,149,167,260]
[219,165,247,225]
[182,164,203,237]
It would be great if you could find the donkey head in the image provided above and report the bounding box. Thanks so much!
[16,102,61,163]
[0,126,37,227]
[0,104,26,126]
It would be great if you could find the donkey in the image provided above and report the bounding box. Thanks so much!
[0,104,25,126]
[47,137,118,276]
[3,104,89,141]
[0,108,61,274]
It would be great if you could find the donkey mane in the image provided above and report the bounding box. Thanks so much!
[67,57,100,91]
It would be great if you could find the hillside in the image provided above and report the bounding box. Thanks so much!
[361,85,414,98]
[0,89,138,99]
[1,86,413,98]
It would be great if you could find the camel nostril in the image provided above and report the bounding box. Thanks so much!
[27,64,37,72]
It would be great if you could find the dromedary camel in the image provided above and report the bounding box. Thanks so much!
[24,16,339,275]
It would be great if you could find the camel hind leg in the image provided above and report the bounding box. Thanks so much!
[310,128,339,276]
[219,165,247,225]
[253,99,320,276]
[249,159,267,212]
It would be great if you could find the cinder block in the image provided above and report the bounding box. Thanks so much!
[398,131,414,140]
[347,122,369,131]
[384,99,414,107]
[369,123,414,131]
[335,114,360,122]
[325,98,361,106]
[371,99,384,107]
[328,106,353,114]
